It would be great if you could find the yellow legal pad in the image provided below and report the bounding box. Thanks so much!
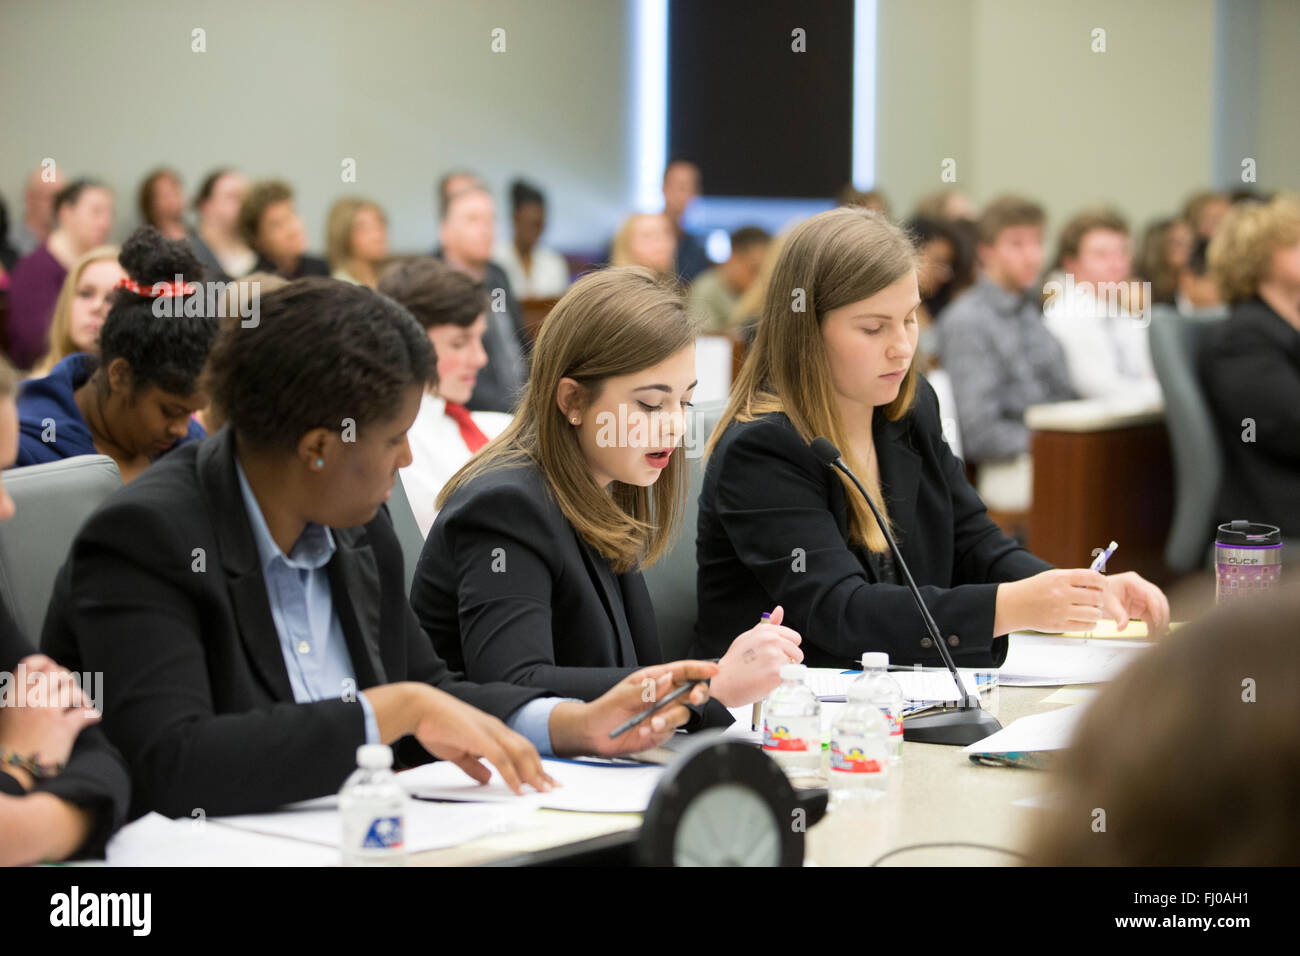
[1053,620,1186,640]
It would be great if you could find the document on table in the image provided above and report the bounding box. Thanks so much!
[105,812,340,867]
[397,757,663,813]
[998,632,1149,686]
[962,703,1089,758]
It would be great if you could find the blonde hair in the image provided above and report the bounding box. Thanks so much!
[610,213,675,275]
[707,207,919,553]
[438,267,697,573]
[31,245,121,376]
[325,197,386,275]
[1208,195,1300,303]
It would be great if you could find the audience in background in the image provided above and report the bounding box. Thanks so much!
[7,180,115,370]
[1135,216,1193,306]
[838,185,892,217]
[378,257,511,536]
[1182,189,1231,241]
[611,212,677,279]
[14,227,214,479]
[1177,237,1223,316]
[436,169,484,221]
[905,215,965,356]
[1028,585,1300,865]
[0,193,20,280]
[325,197,388,288]
[13,166,65,257]
[661,159,709,282]
[1044,208,1159,404]
[194,272,289,435]
[0,354,131,866]
[687,225,770,332]
[188,168,255,281]
[136,168,187,241]
[437,183,527,414]
[494,179,569,299]
[237,180,329,281]
[729,230,787,345]
[937,196,1074,512]
[1199,195,1300,538]
[912,188,976,223]
[30,246,124,377]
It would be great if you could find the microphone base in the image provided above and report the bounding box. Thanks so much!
[902,706,1002,746]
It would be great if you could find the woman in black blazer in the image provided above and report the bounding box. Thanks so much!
[40,279,714,820]
[0,356,130,865]
[412,267,801,716]
[695,208,1170,670]
[1198,196,1300,537]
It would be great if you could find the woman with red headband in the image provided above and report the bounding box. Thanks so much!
[14,227,217,481]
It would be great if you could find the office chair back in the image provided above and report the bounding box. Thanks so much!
[643,399,728,662]
[1148,305,1228,572]
[0,455,122,638]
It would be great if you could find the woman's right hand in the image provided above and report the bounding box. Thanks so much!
[0,655,100,784]
[710,605,804,707]
[994,569,1108,634]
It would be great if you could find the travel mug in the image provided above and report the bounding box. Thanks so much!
[1214,520,1282,604]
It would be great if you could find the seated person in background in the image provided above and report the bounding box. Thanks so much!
[136,168,188,241]
[1182,189,1231,242]
[911,188,976,224]
[611,212,678,280]
[728,231,787,345]
[904,216,963,365]
[1043,208,1160,404]
[661,159,709,283]
[1027,584,1300,865]
[188,168,255,281]
[15,227,213,479]
[326,197,388,288]
[936,196,1074,512]
[437,184,528,415]
[12,166,64,258]
[412,267,800,714]
[1177,237,1224,316]
[40,277,714,819]
[7,179,115,370]
[29,245,124,377]
[687,225,771,333]
[838,185,893,217]
[494,179,570,299]
[696,207,1168,670]
[1135,216,1193,306]
[378,258,512,536]
[0,356,131,866]
[237,180,330,281]
[1199,195,1300,538]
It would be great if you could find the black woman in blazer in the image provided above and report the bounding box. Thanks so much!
[40,426,548,820]
[694,376,1053,670]
[412,459,733,727]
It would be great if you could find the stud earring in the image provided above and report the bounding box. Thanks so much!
[571,418,579,425]
[314,458,324,469]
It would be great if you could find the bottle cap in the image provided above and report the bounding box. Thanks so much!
[357,744,393,770]
[779,663,808,680]
[861,652,889,670]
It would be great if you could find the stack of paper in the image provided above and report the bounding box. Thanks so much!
[397,757,663,813]
[999,632,1149,686]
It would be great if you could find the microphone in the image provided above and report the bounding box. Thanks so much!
[810,436,1001,746]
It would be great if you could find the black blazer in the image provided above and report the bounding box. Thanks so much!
[411,460,730,726]
[694,376,1052,669]
[40,427,545,819]
[0,600,130,858]
[1199,297,1300,537]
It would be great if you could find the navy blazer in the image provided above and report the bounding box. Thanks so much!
[694,376,1052,669]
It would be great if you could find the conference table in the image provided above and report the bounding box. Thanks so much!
[409,683,1064,867]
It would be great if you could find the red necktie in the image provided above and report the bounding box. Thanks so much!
[444,401,489,453]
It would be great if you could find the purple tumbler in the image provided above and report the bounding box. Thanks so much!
[1214,520,1282,604]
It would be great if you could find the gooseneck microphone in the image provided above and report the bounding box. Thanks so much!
[810,436,1001,746]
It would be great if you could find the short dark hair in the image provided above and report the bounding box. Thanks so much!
[53,178,109,215]
[205,278,432,453]
[1056,207,1129,265]
[729,226,771,254]
[137,168,181,228]
[509,179,545,214]
[96,226,217,396]
[194,168,235,210]
[378,257,486,331]
[237,179,293,248]
[1187,237,1211,277]
[976,195,1045,245]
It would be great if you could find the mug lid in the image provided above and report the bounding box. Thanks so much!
[1216,520,1282,546]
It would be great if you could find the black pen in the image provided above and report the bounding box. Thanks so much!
[607,678,708,739]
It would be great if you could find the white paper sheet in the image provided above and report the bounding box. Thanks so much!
[397,757,662,813]
[961,704,1089,756]
[105,812,339,867]
[998,632,1149,686]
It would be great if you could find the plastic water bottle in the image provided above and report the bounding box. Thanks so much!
[762,664,823,781]
[859,652,904,765]
[340,744,408,866]
[828,679,891,808]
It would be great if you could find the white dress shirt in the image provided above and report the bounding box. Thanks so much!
[492,241,570,299]
[401,392,512,538]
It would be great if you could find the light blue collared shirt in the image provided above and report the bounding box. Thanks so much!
[234,460,565,756]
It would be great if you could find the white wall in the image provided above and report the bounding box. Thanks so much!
[0,0,632,253]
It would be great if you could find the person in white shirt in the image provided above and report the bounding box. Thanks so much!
[492,179,570,299]
[1043,208,1161,405]
[378,257,512,536]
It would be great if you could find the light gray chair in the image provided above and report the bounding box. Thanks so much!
[388,473,427,596]
[1148,305,1228,572]
[643,399,729,662]
[0,455,122,638]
